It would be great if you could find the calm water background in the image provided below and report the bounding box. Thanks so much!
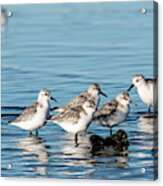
[1,2,157,180]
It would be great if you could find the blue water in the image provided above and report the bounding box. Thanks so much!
[1,2,157,180]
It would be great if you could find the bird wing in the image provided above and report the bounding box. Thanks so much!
[146,78,155,83]
[54,92,88,112]
[50,106,82,124]
[10,102,39,123]
[94,100,118,119]
[66,92,88,107]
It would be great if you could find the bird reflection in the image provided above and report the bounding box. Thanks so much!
[138,112,158,155]
[17,135,50,176]
[59,133,96,169]
[58,129,129,176]
[138,112,158,134]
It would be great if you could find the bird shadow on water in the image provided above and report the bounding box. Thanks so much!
[90,130,129,157]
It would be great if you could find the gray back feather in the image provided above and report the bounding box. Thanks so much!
[10,102,38,123]
[60,92,89,110]
[94,100,118,119]
[51,106,83,124]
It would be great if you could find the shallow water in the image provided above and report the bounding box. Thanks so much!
[1,2,157,180]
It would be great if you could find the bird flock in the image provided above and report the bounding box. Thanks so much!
[1,7,157,148]
[9,74,157,145]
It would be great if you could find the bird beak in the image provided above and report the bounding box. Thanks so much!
[50,96,57,102]
[130,100,138,106]
[127,84,134,92]
[99,90,108,97]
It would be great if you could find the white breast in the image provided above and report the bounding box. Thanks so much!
[57,110,94,134]
[137,84,153,106]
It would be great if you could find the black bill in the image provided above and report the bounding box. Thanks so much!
[127,84,134,92]
[50,96,58,102]
[99,90,108,97]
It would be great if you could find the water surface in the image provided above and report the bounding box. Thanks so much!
[1,2,157,180]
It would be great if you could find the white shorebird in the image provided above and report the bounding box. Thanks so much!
[49,100,96,145]
[9,89,57,135]
[53,83,107,113]
[93,92,134,135]
[127,74,157,112]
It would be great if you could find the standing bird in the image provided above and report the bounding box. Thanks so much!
[127,74,157,112]
[93,92,134,135]
[9,89,57,135]
[52,83,107,113]
[49,100,96,145]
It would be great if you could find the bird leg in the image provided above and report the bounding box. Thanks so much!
[110,127,113,136]
[148,106,151,113]
[75,132,79,147]
[29,131,32,136]
[36,130,38,136]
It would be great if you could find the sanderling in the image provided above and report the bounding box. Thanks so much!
[9,89,57,135]
[53,83,107,113]
[127,74,157,112]
[94,92,134,135]
[49,100,96,145]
